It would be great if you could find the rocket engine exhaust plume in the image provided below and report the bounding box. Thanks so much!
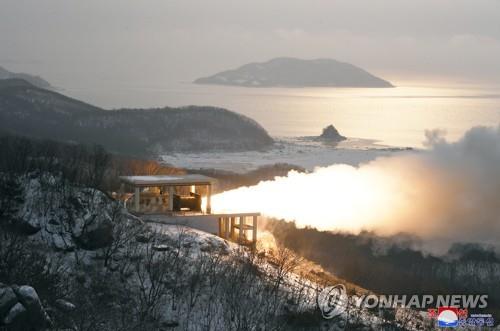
[211,126,500,253]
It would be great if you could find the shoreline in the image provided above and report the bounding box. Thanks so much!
[160,136,417,173]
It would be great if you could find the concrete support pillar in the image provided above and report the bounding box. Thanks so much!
[239,216,245,243]
[206,184,212,214]
[230,217,235,240]
[225,217,230,238]
[168,186,174,211]
[252,215,258,243]
[218,217,223,238]
[134,187,140,213]
[161,186,165,210]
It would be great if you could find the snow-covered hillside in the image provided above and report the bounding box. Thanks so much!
[0,172,435,330]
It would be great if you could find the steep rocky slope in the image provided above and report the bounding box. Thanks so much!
[0,172,430,330]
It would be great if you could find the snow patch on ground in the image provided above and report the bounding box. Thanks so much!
[149,223,235,257]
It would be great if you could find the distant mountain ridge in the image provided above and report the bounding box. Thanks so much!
[195,57,393,88]
[0,65,53,90]
[0,79,273,156]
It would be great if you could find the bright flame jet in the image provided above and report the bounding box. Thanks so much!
[210,126,500,252]
[211,164,401,233]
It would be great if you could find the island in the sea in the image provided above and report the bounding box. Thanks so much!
[194,57,393,88]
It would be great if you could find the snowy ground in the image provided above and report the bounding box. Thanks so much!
[160,137,416,173]
[146,223,431,331]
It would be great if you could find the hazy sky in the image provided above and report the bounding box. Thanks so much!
[1,0,500,88]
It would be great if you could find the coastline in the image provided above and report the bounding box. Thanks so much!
[160,136,416,173]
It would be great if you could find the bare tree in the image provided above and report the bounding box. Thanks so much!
[99,206,143,268]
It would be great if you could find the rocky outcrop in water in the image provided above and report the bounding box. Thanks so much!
[316,125,347,143]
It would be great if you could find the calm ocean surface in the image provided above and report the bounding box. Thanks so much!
[65,82,500,148]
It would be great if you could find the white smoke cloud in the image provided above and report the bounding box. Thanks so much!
[212,126,500,252]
